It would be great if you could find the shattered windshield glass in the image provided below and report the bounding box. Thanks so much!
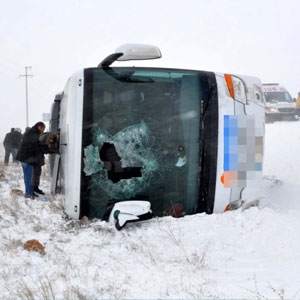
[80,67,216,219]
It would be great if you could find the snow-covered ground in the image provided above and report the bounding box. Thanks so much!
[0,121,300,300]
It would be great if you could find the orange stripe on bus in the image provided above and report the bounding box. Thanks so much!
[225,74,234,99]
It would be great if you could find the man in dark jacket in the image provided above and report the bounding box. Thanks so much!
[10,128,22,163]
[3,128,14,165]
[16,122,47,199]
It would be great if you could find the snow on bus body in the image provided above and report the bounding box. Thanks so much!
[215,74,264,212]
[50,44,265,229]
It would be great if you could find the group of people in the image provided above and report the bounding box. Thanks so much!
[3,122,58,199]
[3,128,22,165]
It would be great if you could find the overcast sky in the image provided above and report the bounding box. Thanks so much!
[1,0,300,138]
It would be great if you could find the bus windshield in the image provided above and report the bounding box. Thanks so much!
[80,67,218,219]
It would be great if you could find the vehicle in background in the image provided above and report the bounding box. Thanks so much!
[49,44,265,226]
[295,92,300,116]
[263,83,298,122]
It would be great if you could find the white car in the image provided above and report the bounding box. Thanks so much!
[263,83,298,122]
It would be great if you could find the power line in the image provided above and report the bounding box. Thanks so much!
[19,66,33,127]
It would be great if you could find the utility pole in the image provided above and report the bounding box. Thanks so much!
[19,66,33,127]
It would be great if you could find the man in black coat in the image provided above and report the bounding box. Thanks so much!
[3,128,14,165]
[10,128,22,163]
[16,122,47,198]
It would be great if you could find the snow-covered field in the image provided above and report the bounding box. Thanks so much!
[0,121,300,300]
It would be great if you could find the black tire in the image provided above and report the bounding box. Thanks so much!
[265,115,273,123]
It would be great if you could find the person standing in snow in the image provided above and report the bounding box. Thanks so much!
[3,128,14,165]
[32,131,60,195]
[10,128,22,163]
[16,122,48,199]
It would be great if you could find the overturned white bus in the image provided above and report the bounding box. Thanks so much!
[50,44,265,228]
